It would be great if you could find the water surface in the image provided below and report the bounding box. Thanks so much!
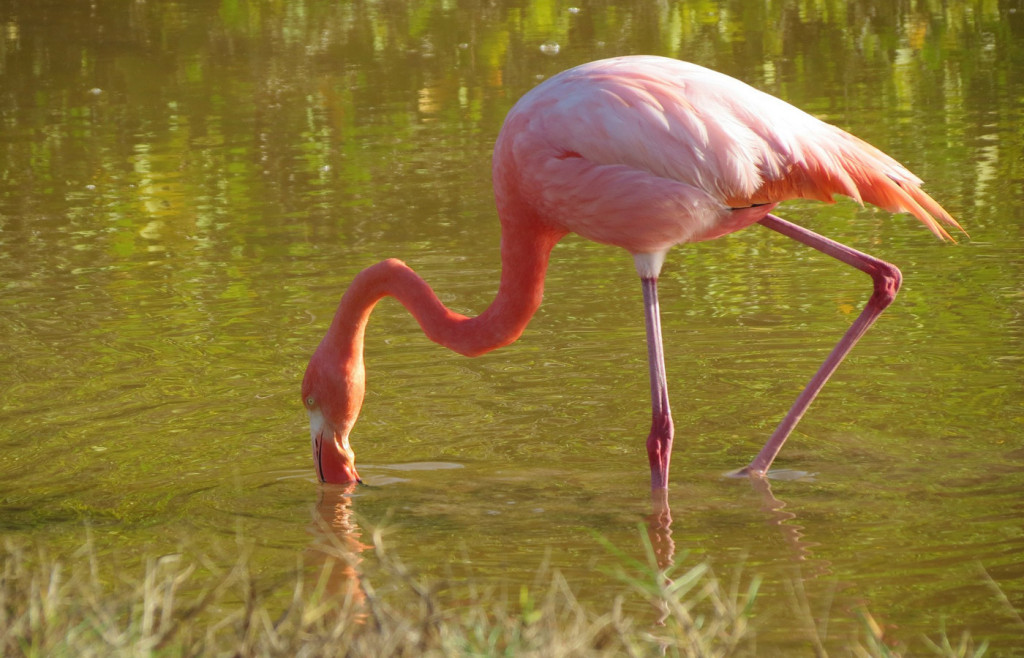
[1,0,1022,653]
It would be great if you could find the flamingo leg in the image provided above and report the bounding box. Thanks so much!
[740,213,903,476]
[642,276,674,489]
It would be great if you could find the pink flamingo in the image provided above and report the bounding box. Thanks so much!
[302,56,961,489]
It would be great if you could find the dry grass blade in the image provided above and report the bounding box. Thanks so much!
[0,530,1009,657]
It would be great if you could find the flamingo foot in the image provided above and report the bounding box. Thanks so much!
[725,465,766,479]
[725,466,816,481]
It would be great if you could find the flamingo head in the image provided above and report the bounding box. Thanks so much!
[301,345,364,485]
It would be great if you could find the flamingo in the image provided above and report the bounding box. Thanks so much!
[302,55,961,489]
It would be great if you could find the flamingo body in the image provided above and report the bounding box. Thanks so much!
[302,56,961,489]
[496,56,956,254]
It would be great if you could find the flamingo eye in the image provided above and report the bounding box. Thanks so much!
[306,396,316,408]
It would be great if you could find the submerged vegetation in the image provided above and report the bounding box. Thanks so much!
[0,526,992,657]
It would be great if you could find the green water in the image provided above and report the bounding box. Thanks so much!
[1,0,1022,652]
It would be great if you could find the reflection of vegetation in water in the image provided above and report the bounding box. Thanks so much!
[1,0,1019,303]
[1,0,1020,225]
[2,0,1019,377]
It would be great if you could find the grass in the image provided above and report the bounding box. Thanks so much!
[0,524,995,657]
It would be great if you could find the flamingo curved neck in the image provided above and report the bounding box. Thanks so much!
[325,222,566,363]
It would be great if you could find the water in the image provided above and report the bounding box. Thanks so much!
[1,0,1022,652]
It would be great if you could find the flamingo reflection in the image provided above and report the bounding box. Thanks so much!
[646,488,675,570]
[644,479,911,652]
[307,482,370,609]
[644,478,825,573]
[747,476,824,571]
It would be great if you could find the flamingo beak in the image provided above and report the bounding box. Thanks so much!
[309,409,361,484]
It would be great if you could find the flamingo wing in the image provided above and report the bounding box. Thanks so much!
[498,56,962,246]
